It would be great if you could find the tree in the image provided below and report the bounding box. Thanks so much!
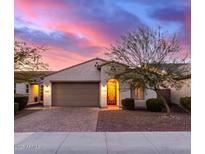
[106,27,190,114]
[14,41,49,82]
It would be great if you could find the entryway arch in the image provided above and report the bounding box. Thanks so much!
[107,79,119,106]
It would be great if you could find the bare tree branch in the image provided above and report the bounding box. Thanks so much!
[14,41,49,82]
[106,26,190,114]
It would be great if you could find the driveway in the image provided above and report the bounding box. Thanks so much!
[15,107,99,132]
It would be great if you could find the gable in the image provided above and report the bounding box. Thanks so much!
[43,59,105,82]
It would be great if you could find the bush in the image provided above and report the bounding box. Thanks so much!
[14,103,19,114]
[146,98,165,112]
[121,98,135,110]
[14,94,28,110]
[180,97,191,111]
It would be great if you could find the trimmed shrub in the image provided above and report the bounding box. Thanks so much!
[180,97,191,111]
[121,98,135,110]
[14,94,28,110]
[146,98,165,112]
[14,103,19,114]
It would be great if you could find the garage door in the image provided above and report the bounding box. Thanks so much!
[52,82,99,107]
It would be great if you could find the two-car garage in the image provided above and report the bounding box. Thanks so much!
[52,82,100,107]
[42,58,106,107]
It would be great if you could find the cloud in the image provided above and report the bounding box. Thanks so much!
[15,0,144,46]
[15,0,191,70]
[122,0,190,7]
[150,5,191,54]
[15,0,69,18]
[41,47,88,70]
[150,7,190,23]
[15,26,103,56]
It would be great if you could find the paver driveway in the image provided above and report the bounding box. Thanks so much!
[15,107,99,132]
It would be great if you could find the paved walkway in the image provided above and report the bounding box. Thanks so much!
[15,132,190,154]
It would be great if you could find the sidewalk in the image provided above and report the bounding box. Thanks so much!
[15,132,191,154]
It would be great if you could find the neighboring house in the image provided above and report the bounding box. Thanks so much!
[171,75,191,104]
[14,71,54,104]
[14,58,191,107]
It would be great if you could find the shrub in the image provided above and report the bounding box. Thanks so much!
[180,97,191,111]
[14,103,19,114]
[121,98,135,110]
[14,94,28,110]
[146,98,165,112]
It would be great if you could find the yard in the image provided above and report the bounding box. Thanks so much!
[97,106,191,132]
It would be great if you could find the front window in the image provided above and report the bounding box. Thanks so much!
[132,82,144,100]
[134,87,144,100]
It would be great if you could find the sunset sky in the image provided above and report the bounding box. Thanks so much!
[15,0,191,70]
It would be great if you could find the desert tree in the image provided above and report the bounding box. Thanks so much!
[14,41,49,82]
[106,26,190,114]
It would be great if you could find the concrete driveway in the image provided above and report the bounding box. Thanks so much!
[15,107,99,132]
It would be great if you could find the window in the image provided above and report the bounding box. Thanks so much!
[26,84,29,93]
[40,85,44,101]
[14,83,16,94]
[132,81,144,100]
[134,87,144,100]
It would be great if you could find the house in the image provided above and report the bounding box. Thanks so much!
[171,74,191,104]
[14,58,191,108]
[14,71,55,104]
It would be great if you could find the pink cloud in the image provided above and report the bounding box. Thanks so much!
[42,47,88,70]
[15,0,191,70]
[15,0,69,19]
[45,22,112,48]
[15,0,119,48]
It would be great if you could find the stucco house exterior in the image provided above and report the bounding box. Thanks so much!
[170,76,191,104]
[14,71,53,104]
[14,58,191,108]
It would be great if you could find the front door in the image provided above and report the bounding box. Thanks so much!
[107,80,117,105]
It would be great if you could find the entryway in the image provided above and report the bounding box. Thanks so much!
[107,79,118,106]
[28,84,43,105]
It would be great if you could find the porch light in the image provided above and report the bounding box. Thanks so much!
[45,82,49,87]
[161,69,167,75]
[101,83,107,91]
[44,85,50,93]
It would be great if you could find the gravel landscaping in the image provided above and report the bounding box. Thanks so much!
[97,106,191,132]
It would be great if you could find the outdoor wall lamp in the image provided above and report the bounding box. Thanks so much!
[45,82,49,87]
